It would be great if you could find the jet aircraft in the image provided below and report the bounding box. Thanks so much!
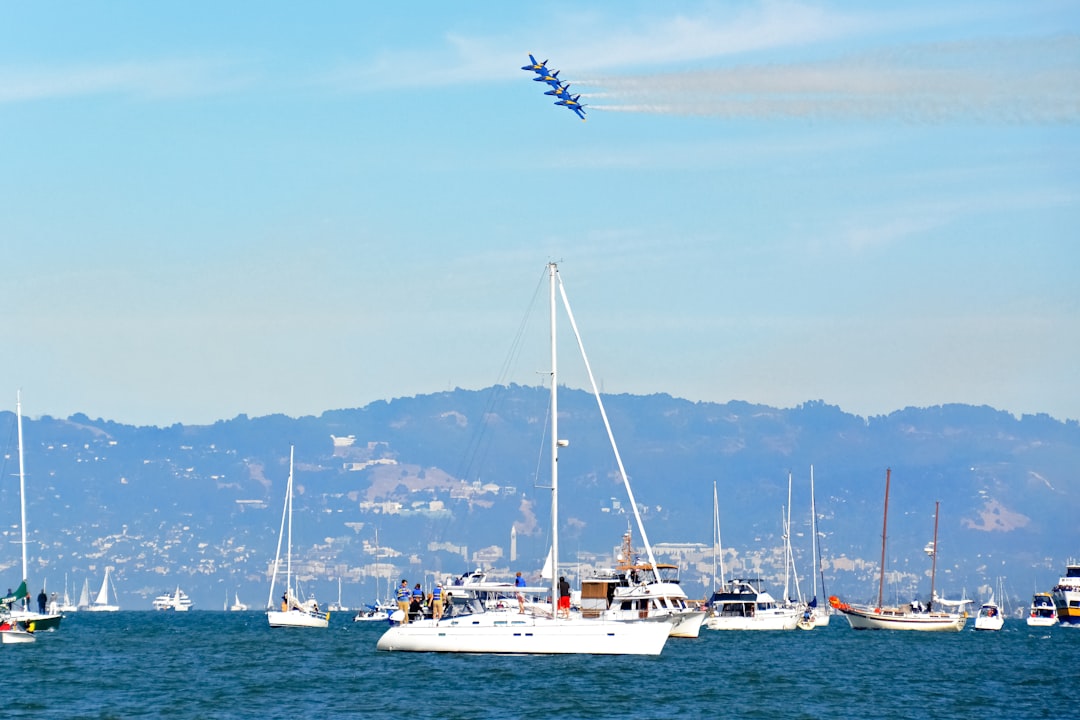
[524,54,585,121]
[555,94,587,121]
[544,82,572,99]
[532,70,561,87]
[521,54,551,74]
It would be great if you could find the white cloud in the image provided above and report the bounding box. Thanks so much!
[0,58,251,103]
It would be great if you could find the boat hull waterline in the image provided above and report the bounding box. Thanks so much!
[830,597,966,632]
[377,611,669,655]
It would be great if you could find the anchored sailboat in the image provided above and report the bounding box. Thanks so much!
[376,263,670,654]
[86,567,120,612]
[266,446,328,628]
[830,469,966,631]
[6,392,64,630]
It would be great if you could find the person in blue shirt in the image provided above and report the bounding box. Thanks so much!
[432,583,444,622]
[515,571,527,614]
[396,580,411,624]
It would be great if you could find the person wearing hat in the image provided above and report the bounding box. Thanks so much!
[432,582,444,622]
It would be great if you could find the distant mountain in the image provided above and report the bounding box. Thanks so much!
[1,387,1077,611]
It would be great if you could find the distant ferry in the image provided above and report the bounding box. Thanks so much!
[1052,562,1080,625]
[152,586,194,611]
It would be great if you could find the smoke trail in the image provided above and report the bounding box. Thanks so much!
[583,36,1080,123]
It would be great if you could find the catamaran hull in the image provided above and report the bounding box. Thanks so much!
[837,606,966,631]
[376,613,669,655]
[267,610,329,628]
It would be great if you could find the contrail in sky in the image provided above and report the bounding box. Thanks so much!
[583,36,1080,123]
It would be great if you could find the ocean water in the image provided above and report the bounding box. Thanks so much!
[7,612,1072,719]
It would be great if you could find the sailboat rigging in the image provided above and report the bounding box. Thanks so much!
[5,392,64,630]
[266,446,328,628]
[85,567,120,612]
[376,263,670,654]
[829,468,967,631]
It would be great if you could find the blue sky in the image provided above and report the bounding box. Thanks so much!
[3,1,1078,426]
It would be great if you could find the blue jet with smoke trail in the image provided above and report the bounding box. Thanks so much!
[522,54,586,121]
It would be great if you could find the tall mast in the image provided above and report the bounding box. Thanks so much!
[286,445,294,601]
[16,391,29,607]
[877,467,891,610]
[929,500,940,611]
[548,263,560,614]
[783,472,792,602]
[810,465,820,602]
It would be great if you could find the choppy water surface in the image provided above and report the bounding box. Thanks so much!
[7,613,1072,719]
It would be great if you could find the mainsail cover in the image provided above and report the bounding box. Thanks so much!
[1,580,29,606]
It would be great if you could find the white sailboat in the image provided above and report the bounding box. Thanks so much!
[705,480,800,631]
[354,530,395,622]
[376,263,670,654]
[830,470,966,631]
[7,392,64,630]
[266,446,328,629]
[86,567,120,612]
[56,574,78,613]
[229,591,249,612]
[807,465,830,627]
[77,578,91,611]
[328,577,349,612]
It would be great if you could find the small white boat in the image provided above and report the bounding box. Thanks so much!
[266,446,328,629]
[0,620,36,644]
[1026,592,1059,627]
[229,592,249,612]
[706,578,801,631]
[353,602,395,622]
[153,586,193,611]
[974,596,1004,631]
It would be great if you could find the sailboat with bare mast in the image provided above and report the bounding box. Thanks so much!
[829,468,967,631]
[6,392,63,631]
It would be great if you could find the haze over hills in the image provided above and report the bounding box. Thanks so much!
[1,386,1077,612]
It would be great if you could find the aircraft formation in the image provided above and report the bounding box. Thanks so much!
[521,54,586,121]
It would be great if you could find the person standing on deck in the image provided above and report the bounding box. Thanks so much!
[515,572,527,614]
[396,580,411,624]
